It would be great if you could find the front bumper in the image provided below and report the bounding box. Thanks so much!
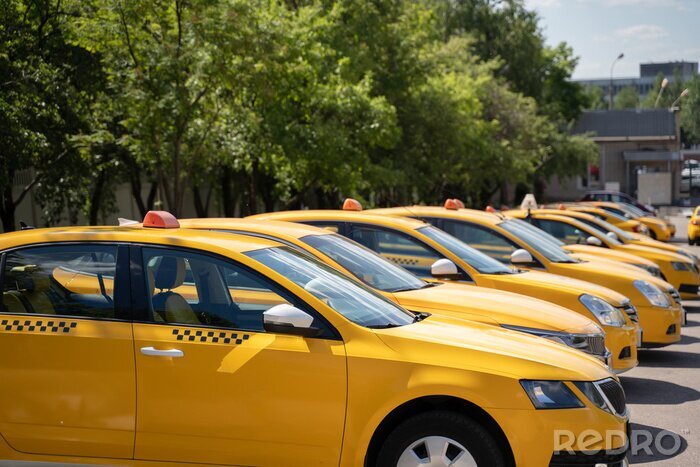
[550,449,628,466]
[491,405,628,467]
[604,325,638,373]
[636,304,683,346]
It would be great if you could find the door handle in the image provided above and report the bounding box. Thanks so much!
[140,346,184,358]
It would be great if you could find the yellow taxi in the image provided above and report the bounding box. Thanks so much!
[250,208,641,372]
[360,204,684,348]
[522,208,700,300]
[178,217,621,369]
[585,201,673,242]
[0,212,629,466]
[688,206,700,246]
[562,204,649,235]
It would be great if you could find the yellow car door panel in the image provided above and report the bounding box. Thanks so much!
[0,244,135,459]
[132,246,347,466]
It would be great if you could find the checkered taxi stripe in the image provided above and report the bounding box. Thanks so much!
[1,319,77,334]
[172,328,250,345]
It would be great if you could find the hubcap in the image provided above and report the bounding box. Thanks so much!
[397,436,477,467]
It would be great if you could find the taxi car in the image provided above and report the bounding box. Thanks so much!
[688,206,700,245]
[250,207,641,372]
[522,208,700,300]
[178,218,619,368]
[0,212,629,467]
[585,201,673,241]
[561,204,649,235]
[361,204,684,348]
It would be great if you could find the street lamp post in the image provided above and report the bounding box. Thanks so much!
[609,53,624,110]
[654,78,669,108]
[670,89,690,110]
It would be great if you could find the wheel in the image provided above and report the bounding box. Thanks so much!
[648,229,657,240]
[376,411,507,467]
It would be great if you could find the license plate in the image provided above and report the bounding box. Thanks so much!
[637,328,643,347]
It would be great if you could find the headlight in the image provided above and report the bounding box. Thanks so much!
[521,380,583,409]
[672,261,691,271]
[501,324,605,358]
[579,294,627,327]
[633,280,671,308]
[573,381,611,413]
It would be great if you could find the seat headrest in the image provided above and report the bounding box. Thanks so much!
[154,256,186,291]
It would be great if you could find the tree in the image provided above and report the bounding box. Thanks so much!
[681,75,700,145]
[614,86,639,110]
[582,85,606,110]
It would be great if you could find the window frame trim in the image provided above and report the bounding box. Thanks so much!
[0,241,132,322]
[131,243,343,341]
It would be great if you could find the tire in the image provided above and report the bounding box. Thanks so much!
[648,230,657,240]
[376,410,507,467]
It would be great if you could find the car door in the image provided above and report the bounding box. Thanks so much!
[0,243,135,459]
[131,246,347,466]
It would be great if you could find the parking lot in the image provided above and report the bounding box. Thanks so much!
[624,214,700,465]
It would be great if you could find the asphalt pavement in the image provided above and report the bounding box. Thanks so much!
[622,213,699,465]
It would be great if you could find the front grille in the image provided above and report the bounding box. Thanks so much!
[678,284,699,295]
[598,379,627,416]
[550,450,627,466]
[620,301,638,322]
[668,288,682,305]
[584,335,606,356]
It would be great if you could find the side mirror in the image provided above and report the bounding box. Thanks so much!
[430,258,464,280]
[606,231,619,241]
[586,236,603,246]
[263,304,321,338]
[510,249,535,265]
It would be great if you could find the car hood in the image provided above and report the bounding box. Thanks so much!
[618,243,691,263]
[374,314,612,381]
[483,269,628,307]
[394,282,601,334]
[563,244,658,268]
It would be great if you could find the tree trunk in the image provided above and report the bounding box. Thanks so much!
[221,167,235,217]
[88,170,107,225]
[193,185,212,218]
[0,186,16,233]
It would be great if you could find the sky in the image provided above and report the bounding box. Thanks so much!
[524,0,700,79]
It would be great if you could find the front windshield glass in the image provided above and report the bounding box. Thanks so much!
[617,203,646,218]
[565,218,622,246]
[573,217,628,244]
[498,220,577,263]
[509,218,565,247]
[418,225,515,274]
[246,246,415,328]
[301,234,428,292]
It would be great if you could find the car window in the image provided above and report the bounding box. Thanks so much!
[301,234,428,292]
[498,220,577,263]
[143,248,295,333]
[2,245,119,319]
[247,246,415,328]
[440,220,517,264]
[417,225,514,274]
[535,219,587,245]
[348,225,444,278]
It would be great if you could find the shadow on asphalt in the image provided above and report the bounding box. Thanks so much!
[676,334,700,345]
[682,305,700,314]
[628,422,688,464]
[637,349,700,368]
[620,376,700,405]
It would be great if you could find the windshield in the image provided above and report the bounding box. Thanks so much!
[301,234,428,292]
[498,220,577,263]
[509,218,565,247]
[572,217,628,244]
[617,203,646,218]
[246,246,415,328]
[418,225,515,274]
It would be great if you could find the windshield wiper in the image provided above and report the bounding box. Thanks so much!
[367,323,403,329]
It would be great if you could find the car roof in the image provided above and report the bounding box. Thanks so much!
[369,206,505,226]
[249,210,429,230]
[505,209,598,221]
[0,225,282,256]
[178,218,332,241]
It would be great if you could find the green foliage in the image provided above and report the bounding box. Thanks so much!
[614,86,640,110]
[582,85,606,110]
[681,76,700,145]
[0,0,604,229]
